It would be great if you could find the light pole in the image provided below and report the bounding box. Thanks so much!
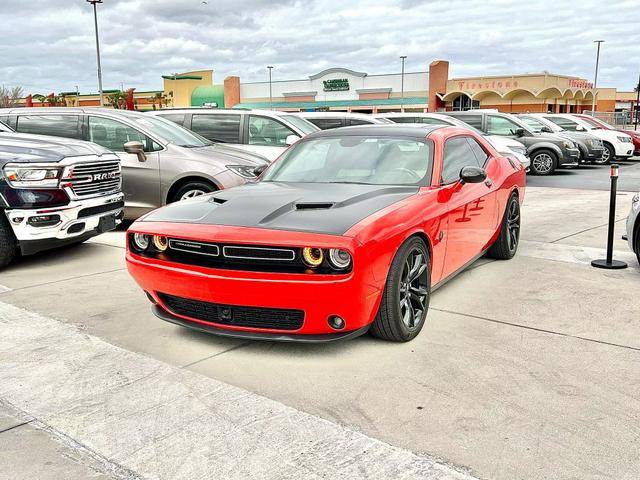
[634,72,639,130]
[267,66,273,110]
[87,0,104,107]
[400,55,407,112]
[590,40,604,115]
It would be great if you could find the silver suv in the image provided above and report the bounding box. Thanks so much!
[149,108,319,162]
[0,108,268,219]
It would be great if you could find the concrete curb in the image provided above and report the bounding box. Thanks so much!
[0,301,478,480]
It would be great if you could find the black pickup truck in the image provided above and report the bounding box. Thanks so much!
[0,132,124,268]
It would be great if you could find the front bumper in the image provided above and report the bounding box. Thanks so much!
[583,147,604,162]
[126,248,383,339]
[559,147,580,167]
[613,142,634,158]
[5,192,124,254]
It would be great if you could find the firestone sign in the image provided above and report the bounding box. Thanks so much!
[568,79,594,89]
[323,79,350,92]
[458,80,520,91]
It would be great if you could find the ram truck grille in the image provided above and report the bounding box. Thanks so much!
[65,161,121,198]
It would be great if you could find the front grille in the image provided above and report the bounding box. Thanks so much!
[157,292,304,330]
[130,235,352,274]
[77,200,125,218]
[65,161,121,198]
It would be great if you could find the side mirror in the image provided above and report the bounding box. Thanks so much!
[253,164,267,177]
[124,141,146,162]
[541,126,553,133]
[459,165,487,184]
[285,134,301,146]
[514,128,525,137]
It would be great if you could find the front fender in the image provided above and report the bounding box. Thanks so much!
[528,142,563,159]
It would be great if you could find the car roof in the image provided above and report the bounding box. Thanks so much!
[297,111,376,119]
[148,108,299,117]
[0,107,148,119]
[305,124,443,139]
[0,132,113,161]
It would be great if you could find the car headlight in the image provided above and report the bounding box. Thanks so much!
[562,140,575,149]
[328,248,352,270]
[226,165,258,179]
[617,136,631,143]
[3,164,60,188]
[510,145,527,155]
[132,233,150,251]
[302,247,324,267]
[633,193,640,212]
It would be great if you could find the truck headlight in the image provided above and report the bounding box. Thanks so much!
[3,165,60,188]
[226,165,258,179]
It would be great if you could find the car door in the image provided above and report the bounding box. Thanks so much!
[486,114,535,149]
[86,115,161,213]
[189,113,243,146]
[13,113,83,140]
[243,115,298,161]
[440,135,498,279]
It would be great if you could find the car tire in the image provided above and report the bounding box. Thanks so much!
[530,149,557,175]
[171,181,216,203]
[370,236,430,342]
[0,214,17,269]
[487,192,520,260]
[601,142,614,165]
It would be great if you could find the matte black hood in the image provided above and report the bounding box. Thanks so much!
[142,182,419,235]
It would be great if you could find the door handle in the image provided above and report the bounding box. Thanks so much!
[484,179,493,187]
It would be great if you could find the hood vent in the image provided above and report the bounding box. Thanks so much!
[210,197,227,204]
[294,202,335,210]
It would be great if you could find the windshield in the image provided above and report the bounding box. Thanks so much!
[520,116,559,133]
[133,115,211,147]
[262,136,433,186]
[280,115,320,135]
[580,116,614,129]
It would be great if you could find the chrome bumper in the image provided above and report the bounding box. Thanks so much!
[5,192,124,242]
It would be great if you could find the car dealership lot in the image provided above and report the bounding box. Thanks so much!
[1,165,640,480]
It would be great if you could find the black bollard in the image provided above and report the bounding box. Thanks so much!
[591,164,628,270]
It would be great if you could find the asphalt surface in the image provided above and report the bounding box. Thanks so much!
[1,166,640,479]
[526,157,640,191]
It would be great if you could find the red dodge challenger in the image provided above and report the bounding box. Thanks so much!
[126,125,525,342]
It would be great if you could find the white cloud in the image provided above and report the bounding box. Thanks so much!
[0,0,638,94]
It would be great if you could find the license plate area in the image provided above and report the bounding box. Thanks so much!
[98,214,117,233]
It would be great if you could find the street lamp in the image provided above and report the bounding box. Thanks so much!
[87,0,104,107]
[400,55,407,112]
[590,40,604,116]
[267,66,274,110]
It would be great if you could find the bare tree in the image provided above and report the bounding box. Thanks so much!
[0,86,24,108]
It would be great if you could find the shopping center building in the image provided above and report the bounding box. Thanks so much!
[18,60,639,118]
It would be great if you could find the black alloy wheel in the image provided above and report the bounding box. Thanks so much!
[487,192,521,260]
[371,237,430,342]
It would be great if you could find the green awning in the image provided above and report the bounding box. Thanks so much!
[234,97,428,110]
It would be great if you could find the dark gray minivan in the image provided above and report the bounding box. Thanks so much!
[447,111,580,175]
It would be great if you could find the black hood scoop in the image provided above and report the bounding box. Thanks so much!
[144,182,418,236]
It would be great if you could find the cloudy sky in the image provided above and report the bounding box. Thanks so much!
[1,0,639,95]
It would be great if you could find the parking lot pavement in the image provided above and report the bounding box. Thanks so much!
[1,186,639,480]
[526,157,640,191]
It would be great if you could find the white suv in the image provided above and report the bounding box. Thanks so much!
[150,109,319,162]
[539,113,633,163]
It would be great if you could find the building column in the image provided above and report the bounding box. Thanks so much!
[428,60,449,112]
[554,100,560,113]
[223,76,240,108]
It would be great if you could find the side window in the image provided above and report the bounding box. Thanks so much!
[454,115,482,129]
[308,118,344,130]
[88,116,150,152]
[191,114,240,143]
[441,136,479,184]
[544,116,577,131]
[388,117,419,123]
[487,115,522,136]
[158,113,185,126]
[418,117,448,125]
[15,115,82,139]
[466,137,489,166]
[347,118,373,126]
[248,115,296,146]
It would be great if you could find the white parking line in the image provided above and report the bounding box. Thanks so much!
[0,301,477,480]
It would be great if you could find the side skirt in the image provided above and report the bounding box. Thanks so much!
[431,249,488,292]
